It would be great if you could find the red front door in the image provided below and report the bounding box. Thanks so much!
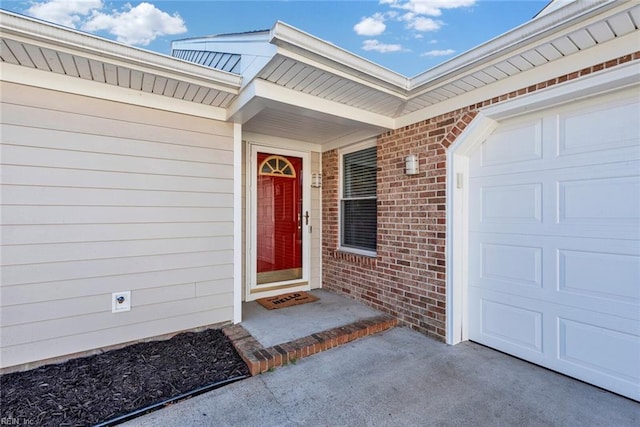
[256,153,303,285]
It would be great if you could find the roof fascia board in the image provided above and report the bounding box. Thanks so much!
[1,61,228,121]
[270,21,408,93]
[0,10,242,93]
[409,0,617,90]
[396,31,640,128]
[173,30,270,45]
[252,78,396,129]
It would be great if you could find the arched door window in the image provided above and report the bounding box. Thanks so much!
[259,155,296,178]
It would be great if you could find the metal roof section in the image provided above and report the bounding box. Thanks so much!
[171,31,275,88]
[172,50,241,73]
[0,10,242,117]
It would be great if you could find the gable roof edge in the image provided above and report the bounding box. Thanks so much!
[408,0,617,91]
[269,21,409,93]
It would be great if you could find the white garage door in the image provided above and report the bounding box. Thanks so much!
[467,89,640,401]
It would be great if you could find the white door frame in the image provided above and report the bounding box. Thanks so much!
[246,142,312,301]
[445,63,640,345]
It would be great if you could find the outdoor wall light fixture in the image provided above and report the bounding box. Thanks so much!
[405,154,419,175]
[311,172,322,188]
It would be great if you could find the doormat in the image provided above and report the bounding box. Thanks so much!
[256,292,319,310]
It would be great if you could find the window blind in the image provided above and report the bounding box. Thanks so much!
[341,146,377,252]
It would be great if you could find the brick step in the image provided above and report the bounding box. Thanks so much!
[223,314,398,376]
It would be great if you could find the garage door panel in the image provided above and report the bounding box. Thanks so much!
[470,291,543,355]
[479,183,542,224]
[471,232,639,320]
[558,176,640,226]
[479,119,543,167]
[558,317,640,385]
[558,96,640,157]
[470,289,640,399]
[470,94,640,180]
[478,241,542,289]
[558,249,640,303]
[466,88,639,400]
[470,164,640,240]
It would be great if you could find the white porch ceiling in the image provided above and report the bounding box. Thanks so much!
[241,97,388,146]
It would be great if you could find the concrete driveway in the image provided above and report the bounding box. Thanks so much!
[123,326,639,426]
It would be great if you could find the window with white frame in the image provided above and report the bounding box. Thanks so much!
[340,144,377,254]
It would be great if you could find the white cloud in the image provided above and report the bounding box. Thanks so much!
[82,3,187,46]
[24,1,187,46]
[26,0,103,28]
[383,0,476,17]
[405,15,442,32]
[355,0,476,50]
[354,14,386,36]
[362,39,404,53]
[421,48,456,57]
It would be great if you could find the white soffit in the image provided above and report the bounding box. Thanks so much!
[257,54,405,117]
[0,11,241,114]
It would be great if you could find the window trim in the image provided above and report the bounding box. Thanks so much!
[338,140,377,257]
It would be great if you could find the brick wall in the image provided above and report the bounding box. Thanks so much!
[322,52,640,341]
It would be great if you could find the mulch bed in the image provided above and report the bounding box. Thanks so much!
[0,328,250,426]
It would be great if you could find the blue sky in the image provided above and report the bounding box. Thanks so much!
[1,1,550,76]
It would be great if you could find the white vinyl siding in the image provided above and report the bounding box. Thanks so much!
[0,82,236,369]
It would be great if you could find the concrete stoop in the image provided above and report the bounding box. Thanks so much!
[223,314,398,376]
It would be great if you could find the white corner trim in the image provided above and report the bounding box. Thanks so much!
[444,60,640,345]
[445,115,497,345]
[233,123,243,323]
